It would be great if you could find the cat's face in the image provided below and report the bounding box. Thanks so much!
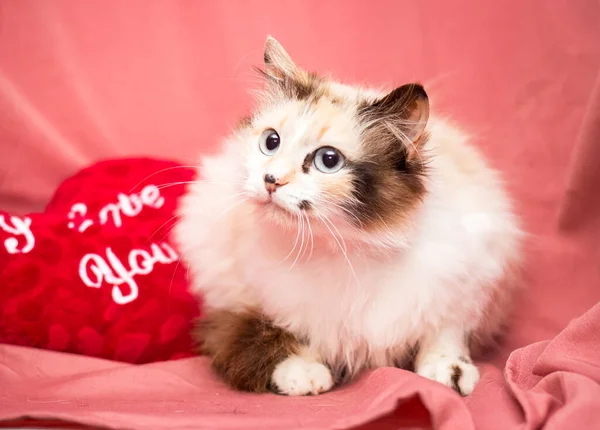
[238,37,430,234]
[243,94,363,223]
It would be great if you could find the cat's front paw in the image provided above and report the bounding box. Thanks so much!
[416,355,479,396]
[271,355,334,396]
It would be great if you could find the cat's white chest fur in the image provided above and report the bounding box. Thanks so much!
[231,197,503,369]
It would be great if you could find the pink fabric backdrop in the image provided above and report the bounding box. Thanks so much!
[1,0,600,429]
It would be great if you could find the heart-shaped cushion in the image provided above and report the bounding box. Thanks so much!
[0,158,202,363]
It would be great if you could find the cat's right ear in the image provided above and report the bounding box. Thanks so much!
[263,36,299,81]
[361,83,430,146]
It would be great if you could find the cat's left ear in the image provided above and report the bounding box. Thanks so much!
[363,83,430,146]
[263,36,300,81]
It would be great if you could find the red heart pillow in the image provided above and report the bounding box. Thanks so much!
[0,158,202,363]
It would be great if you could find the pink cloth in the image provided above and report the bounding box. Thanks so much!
[2,0,600,429]
[1,301,599,430]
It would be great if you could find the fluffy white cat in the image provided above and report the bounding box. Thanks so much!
[175,36,522,396]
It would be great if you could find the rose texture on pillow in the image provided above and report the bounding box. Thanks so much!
[0,158,202,363]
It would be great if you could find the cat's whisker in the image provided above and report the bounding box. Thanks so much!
[153,191,248,243]
[281,213,302,264]
[159,221,185,246]
[374,212,394,235]
[147,213,181,243]
[320,211,348,254]
[316,193,399,239]
[289,212,306,271]
[168,256,183,303]
[314,209,359,285]
[317,196,364,227]
[298,212,309,261]
[154,180,246,192]
[304,212,315,261]
[128,165,202,192]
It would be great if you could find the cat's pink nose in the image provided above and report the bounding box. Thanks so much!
[264,174,287,193]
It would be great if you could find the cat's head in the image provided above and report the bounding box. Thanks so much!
[236,36,430,236]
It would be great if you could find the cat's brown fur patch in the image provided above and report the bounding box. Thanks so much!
[195,309,300,392]
[302,152,314,174]
[344,84,430,230]
[344,147,428,230]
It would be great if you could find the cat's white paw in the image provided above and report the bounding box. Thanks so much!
[417,355,479,396]
[271,355,334,396]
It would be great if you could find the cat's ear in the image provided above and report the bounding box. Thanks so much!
[363,83,430,146]
[263,36,299,81]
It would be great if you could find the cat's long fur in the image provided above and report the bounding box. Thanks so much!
[175,37,522,396]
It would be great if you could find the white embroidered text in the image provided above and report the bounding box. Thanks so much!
[98,185,165,228]
[0,215,35,254]
[78,242,178,304]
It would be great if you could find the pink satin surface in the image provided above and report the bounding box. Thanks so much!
[1,1,600,429]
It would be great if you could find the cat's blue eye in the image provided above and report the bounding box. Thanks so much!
[259,129,280,156]
[313,146,345,173]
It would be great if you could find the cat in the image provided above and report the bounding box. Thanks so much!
[174,36,522,396]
